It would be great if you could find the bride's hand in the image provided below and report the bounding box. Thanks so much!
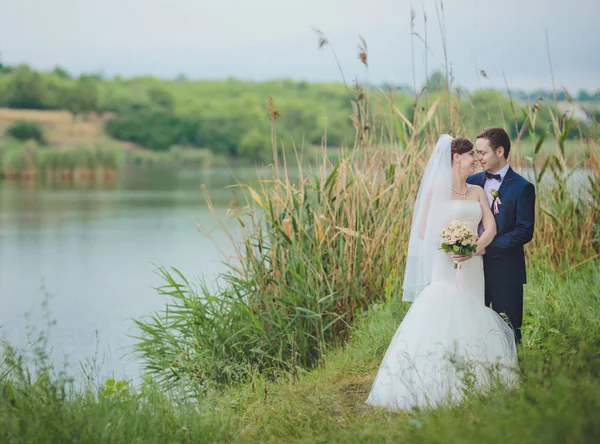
[474,245,486,256]
[449,253,470,263]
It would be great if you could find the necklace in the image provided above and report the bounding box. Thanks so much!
[452,186,468,198]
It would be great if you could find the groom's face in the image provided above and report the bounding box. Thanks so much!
[475,138,505,173]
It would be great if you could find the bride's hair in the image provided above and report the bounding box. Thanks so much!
[451,137,474,164]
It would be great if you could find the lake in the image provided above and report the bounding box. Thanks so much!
[0,165,267,382]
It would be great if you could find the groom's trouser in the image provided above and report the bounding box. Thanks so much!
[485,285,524,344]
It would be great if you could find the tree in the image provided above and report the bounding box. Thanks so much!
[0,52,11,74]
[6,65,47,109]
[105,108,201,151]
[52,66,71,79]
[147,87,175,111]
[577,90,592,102]
[62,76,99,117]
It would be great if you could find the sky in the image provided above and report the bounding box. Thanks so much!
[1,0,599,91]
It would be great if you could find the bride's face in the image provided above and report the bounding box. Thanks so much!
[454,150,477,174]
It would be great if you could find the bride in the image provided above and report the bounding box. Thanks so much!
[365,134,519,411]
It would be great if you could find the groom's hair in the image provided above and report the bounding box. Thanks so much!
[476,127,511,159]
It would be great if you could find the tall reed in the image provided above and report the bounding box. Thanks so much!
[0,140,123,183]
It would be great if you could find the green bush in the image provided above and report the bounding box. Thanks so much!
[6,120,45,144]
[105,107,200,151]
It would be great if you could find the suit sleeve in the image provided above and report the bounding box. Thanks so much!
[486,182,536,252]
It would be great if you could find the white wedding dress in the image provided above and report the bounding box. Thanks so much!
[365,199,519,411]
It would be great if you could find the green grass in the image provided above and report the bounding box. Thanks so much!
[1,263,599,443]
[225,263,600,443]
[0,138,123,179]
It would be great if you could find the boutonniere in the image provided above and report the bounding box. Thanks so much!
[489,188,502,214]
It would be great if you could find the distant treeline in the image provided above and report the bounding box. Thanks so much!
[0,63,598,160]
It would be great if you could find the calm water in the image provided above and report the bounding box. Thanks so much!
[0,165,266,381]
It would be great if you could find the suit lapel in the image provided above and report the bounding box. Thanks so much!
[497,166,515,197]
[490,166,514,212]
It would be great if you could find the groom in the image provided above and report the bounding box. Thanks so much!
[456,127,536,344]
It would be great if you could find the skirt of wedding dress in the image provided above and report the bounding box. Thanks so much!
[365,281,519,412]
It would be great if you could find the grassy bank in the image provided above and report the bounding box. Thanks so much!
[0,138,344,184]
[1,263,599,443]
[0,139,122,183]
[0,140,236,183]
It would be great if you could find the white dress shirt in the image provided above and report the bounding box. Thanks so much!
[483,163,510,207]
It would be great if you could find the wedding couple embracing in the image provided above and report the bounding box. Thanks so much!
[366,127,536,411]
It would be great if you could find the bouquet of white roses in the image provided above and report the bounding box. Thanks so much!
[439,220,478,269]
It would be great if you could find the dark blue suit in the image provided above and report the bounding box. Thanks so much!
[467,167,536,343]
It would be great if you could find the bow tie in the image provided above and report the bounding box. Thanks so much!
[485,172,502,181]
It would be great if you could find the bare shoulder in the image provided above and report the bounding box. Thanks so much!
[467,184,486,199]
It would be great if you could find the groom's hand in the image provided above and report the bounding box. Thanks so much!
[449,253,470,263]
